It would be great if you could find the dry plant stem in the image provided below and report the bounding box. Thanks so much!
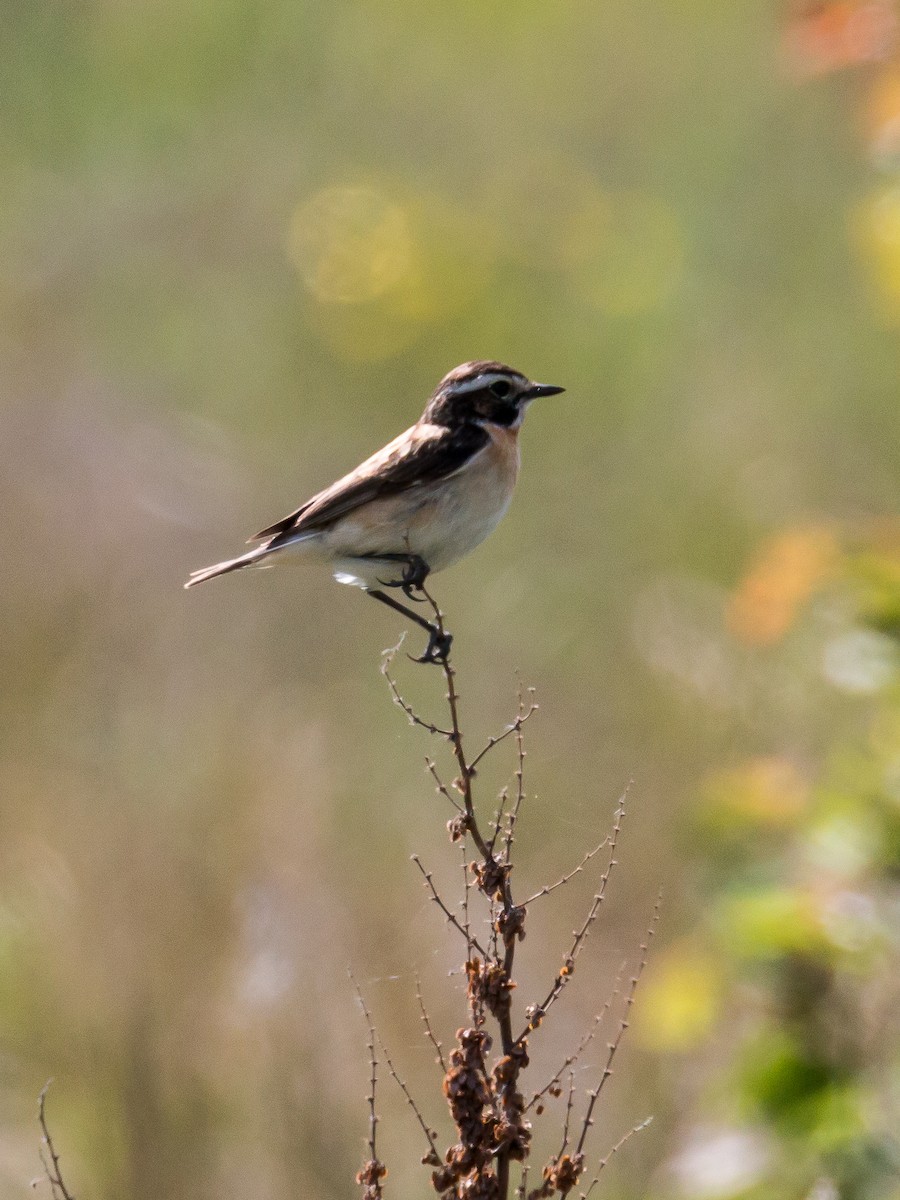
[350,975,385,1196]
[516,1165,531,1199]
[488,786,510,857]
[579,1118,653,1198]
[521,838,612,907]
[37,1081,75,1200]
[525,961,626,1115]
[412,855,488,958]
[353,975,440,1172]
[381,594,649,1200]
[502,689,531,865]
[468,697,538,775]
[461,840,473,958]
[517,797,626,1045]
[426,757,463,813]
[382,640,453,739]
[416,974,448,1075]
[574,898,660,1158]
[558,1073,576,1157]
[420,587,524,1199]
[375,1030,441,1165]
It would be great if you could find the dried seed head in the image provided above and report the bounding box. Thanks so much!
[356,1158,388,1199]
[495,904,527,946]
[447,813,470,841]
[472,857,510,899]
[525,1003,545,1030]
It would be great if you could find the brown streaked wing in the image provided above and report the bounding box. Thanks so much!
[249,421,490,545]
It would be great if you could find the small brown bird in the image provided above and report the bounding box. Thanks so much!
[185,361,564,661]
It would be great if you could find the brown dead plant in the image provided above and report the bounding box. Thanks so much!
[354,589,656,1200]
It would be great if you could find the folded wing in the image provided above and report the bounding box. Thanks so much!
[249,421,490,546]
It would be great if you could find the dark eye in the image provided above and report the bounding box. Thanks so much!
[489,379,512,399]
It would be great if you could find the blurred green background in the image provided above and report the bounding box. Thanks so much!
[2,1,900,1197]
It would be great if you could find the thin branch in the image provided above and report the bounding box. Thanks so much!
[382,640,453,739]
[503,685,532,865]
[468,698,539,774]
[488,785,510,857]
[521,836,612,907]
[412,855,488,958]
[416,585,522,1200]
[349,975,381,1169]
[558,1072,576,1158]
[516,795,627,1043]
[425,757,463,814]
[418,585,493,863]
[415,974,447,1075]
[461,839,473,960]
[525,961,627,1114]
[516,1165,531,1199]
[37,1081,75,1200]
[375,1030,441,1165]
[574,897,660,1157]
[580,1118,653,1198]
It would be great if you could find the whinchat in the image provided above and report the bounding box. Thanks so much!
[185,361,564,661]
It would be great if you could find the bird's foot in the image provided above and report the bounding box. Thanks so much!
[410,625,453,666]
[400,554,429,600]
[376,554,430,601]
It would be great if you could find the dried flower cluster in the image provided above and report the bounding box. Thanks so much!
[355,591,656,1200]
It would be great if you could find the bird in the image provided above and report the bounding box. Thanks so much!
[185,361,564,662]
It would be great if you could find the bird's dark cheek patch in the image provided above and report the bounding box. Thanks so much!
[475,399,518,426]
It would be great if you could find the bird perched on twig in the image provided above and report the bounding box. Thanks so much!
[185,361,564,662]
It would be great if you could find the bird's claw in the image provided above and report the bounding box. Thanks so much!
[408,627,453,665]
[377,554,430,602]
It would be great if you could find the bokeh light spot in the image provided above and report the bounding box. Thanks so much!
[702,757,810,828]
[288,186,413,304]
[289,185,496,362]
[635,940,723,1052]
[854,182,900,322]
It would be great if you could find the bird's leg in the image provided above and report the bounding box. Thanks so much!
[366,589,453,665]
[373,553,430,601]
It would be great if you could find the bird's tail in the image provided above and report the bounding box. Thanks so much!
[184,545,271,589]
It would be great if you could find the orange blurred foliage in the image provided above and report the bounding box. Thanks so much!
[784,0,897,79]
[727,527,839,645]
[703,756,811,826]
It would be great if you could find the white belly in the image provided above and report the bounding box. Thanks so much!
[324,433,519,588]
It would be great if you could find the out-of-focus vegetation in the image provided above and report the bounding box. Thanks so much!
[1,2,899,1198]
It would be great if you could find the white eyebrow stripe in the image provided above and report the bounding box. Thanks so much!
[449,372,525,396]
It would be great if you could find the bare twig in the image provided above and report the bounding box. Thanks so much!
[415,974,448,1075]
[559,1072,576,1158]
[412,855,488,958]
[580,1117,653,1197]
[425,756,463,813]
[461,839,473,960]
[416,586,494,863]
[382,640,453,739]
[525,961,627,1114]
[468,697,539,774]
[350,976,381,1164]
[574,897,660,1157]
[378,592,651,1200]
[522,836,612,907]
[375,1030,441,1165]
[517,796,627,1043]
[37,1081,75,1200]
[503,685,533,865]
[488,785,510,857]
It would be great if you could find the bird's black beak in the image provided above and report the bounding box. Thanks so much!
[526,382,565,399]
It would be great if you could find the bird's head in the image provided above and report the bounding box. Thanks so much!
[423,361,565,430]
